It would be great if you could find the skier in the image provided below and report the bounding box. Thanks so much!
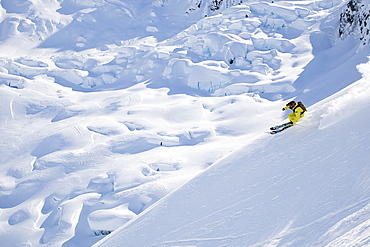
[270,101,306,134]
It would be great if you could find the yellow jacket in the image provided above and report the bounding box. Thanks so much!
[283,103,305,124]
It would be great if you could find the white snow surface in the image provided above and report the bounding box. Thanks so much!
[0,0,369,246]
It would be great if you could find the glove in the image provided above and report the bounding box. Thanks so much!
[282,108,285,111]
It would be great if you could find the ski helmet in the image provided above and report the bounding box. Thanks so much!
[286,101,296,107]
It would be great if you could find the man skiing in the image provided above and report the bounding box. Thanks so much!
[270,101,306,134]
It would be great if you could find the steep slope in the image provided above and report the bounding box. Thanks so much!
[0,0,369,246]
[96,61,370,246]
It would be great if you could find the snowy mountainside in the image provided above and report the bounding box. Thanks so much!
[0,0,243,53]
[0,0,369,246]
[96,60,370,246]
[0,0,354,96]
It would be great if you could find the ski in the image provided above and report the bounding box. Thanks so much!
[269,125,292,134]
[270,122,292,131]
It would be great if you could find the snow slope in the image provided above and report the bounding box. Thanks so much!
[0,0,369,246]
[96,59,370,247]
